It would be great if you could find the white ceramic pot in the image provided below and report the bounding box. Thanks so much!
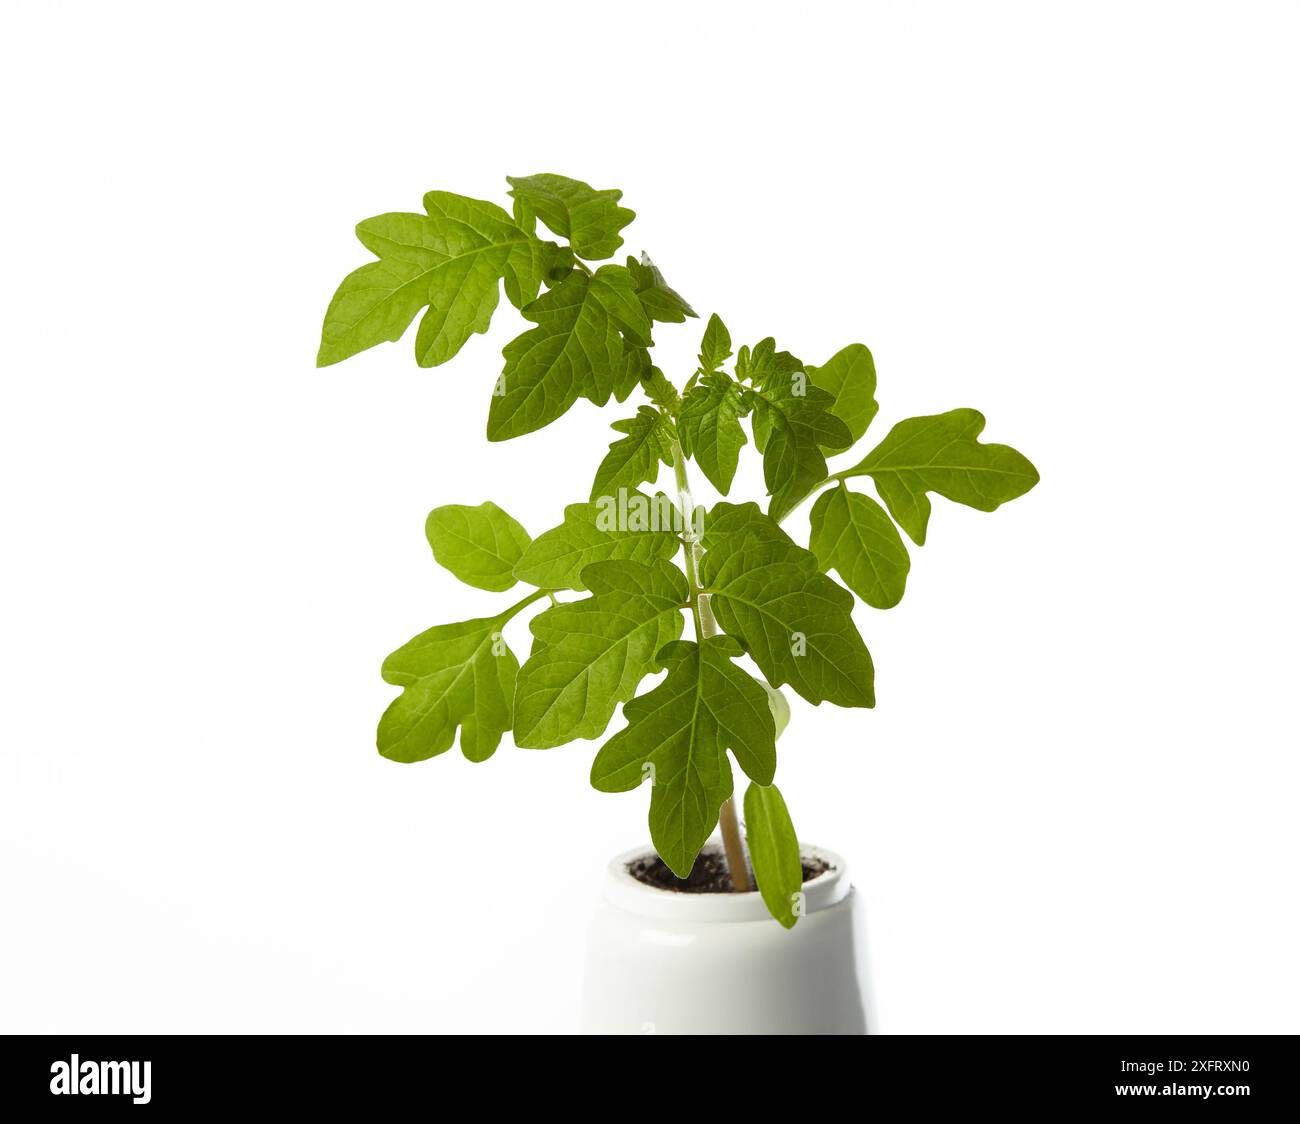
[579,843,874,1034]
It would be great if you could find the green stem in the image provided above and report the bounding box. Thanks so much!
[500,587,552,622]
[669,438,752,892]
[776,470,846,525]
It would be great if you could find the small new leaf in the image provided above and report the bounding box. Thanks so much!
[489,265,651,441]
[317,192,545,369]
[425,502,532,593]
[736,336,802,390]
[513,494,680,591]
[628,254,697,323]
[748,376,852,521]
[590,636,777,878]
[678,373,749,494]
[701,509,874,707]
[590,407,676,500]
[513,560,687,748]
[808,484,910,609]
[698,313,733,375]
[805,344,878,449]
[640,365,681,415]
[844,408,1040,545]
[507,173,635,261]
[378,612,520,763]
[744,782,802,929]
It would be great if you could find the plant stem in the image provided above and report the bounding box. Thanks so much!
[716,797,751,892]
[500,587,552,622]
[669,438,753,892]
[777,470,846,525]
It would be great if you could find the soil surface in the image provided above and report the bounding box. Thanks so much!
[628,849,831,893]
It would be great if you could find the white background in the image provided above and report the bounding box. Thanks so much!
[2,0,1297,1034]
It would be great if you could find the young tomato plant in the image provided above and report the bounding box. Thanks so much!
[318,173,1039,926]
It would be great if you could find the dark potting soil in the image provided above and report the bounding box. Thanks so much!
[628,849,832,894]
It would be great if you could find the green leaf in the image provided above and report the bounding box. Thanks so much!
[744,782,802,929]
[591,636,777,877]
[808,484,910,609]
[747,376,851,521]
[507,173,635,261]
[424,502,532,592]
[763,683,792,739]
[513,494,681,591]
[698,313,732,375]
[700,501,797,552]
[489,265,651,441]
[700,514,874,707]
[640,364,681,415]
[741,336,809,455]
[590,407,676,500]
[513,560,687,748]
[805,344,878,449]
[628,254,696,322]
[678,373,749,494]
[317,193,544,369]
[844,408,1040,545]
[536,241,577,284]
[736,336,802,390]
[613,342,652,403]
[378,610,522,763]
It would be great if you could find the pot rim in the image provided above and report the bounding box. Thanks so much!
[601,842,851,923]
